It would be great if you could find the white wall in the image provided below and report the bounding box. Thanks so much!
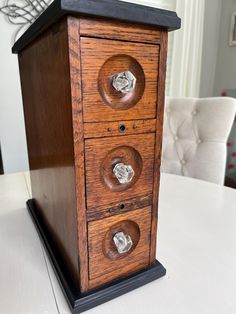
[199,0,222,97]
[214,0,236,96]
[0,14,29,173]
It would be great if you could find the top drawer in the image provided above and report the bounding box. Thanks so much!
[81,37,159,122]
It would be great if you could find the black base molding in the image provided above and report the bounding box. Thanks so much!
[27,199,166,313]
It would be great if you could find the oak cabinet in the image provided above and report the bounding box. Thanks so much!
[13,0,180,312]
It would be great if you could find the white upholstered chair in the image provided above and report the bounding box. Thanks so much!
[161,97,236,185]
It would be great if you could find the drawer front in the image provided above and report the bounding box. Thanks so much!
[81,37,159,122]
[85,133,155,209]
[88,207,151,288]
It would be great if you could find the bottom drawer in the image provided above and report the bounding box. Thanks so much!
[88,207,151,289]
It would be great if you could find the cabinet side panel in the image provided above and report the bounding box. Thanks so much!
[150,31,168,263]
[67,16,89,292]
[18,19,80,286]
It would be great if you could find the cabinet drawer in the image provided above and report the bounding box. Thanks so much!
[81,37,159,122]
[85,133,155,209]
[88,207,151,288]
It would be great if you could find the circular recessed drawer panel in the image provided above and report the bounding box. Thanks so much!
[103,220,140,260]
[88,207,151,289]
[85,133,155,209]
[81,37,159,122]
[101,145,142,192]
[98,55,145,110]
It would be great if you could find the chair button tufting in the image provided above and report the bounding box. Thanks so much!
[181,159,186,165]
[192,110,197,116]
[196,138,201,144]
[175,135,179,141]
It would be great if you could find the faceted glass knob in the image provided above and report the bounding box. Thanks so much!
[112,71,136,94]
[113,163,135,184]
[113,232,133,254]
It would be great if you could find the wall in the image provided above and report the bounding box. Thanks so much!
[199,0,222,97]
[214,0,236,96]
[0,14,29,173]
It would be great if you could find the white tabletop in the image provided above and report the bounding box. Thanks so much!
[0,172,236,314]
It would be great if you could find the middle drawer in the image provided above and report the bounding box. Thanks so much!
[85,133,155,209]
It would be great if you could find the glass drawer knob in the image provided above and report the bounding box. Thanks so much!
[113,163,135,184]
[112,71,136,94]
[113,232,133,254]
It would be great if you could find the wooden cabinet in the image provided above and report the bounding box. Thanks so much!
[13,0,180,311]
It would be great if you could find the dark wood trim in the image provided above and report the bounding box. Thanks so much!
[87,194,152,222]
[67,17,89,293]
[150,31,168,263]
[27,198,166,314]
[12,0,181,53]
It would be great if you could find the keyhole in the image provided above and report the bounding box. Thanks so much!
[120,203,125,210]
[119,124,126,132]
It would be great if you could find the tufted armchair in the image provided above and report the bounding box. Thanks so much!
[161,97,236,185]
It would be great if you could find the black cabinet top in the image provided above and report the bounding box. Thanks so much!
[12,0,181,53]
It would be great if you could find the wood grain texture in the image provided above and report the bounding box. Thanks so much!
[18,18,81,287]
[18,12,169,293]
[87,194,152,222]
[150,31,168,264]
[88,207,151,289]
[85,133,155,209]
[67,16,89,292]
[98,54,145,111]
[81,37,159,122]
[84,119,156,139]
[79,18,161,44]
[100,145,143,192]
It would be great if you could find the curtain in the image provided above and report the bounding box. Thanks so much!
[169,0,205,97]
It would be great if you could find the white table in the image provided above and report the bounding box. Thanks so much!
[0,172,236,314]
